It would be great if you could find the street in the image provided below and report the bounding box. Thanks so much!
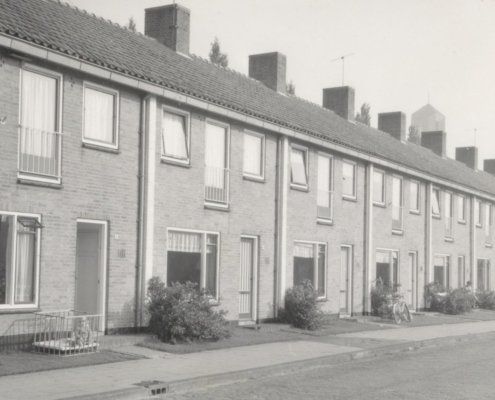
[167,337,495,400]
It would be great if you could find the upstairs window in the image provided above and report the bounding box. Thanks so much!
[161,107,190,164]
[290,145,308,188]
[317,154,333,221]
[83,83,119,149]
[342,161,356,199]
[409,181,420,213]
[204,120,229,206]
[457,195,466,223]
[392,176,403,231]
[373,170,385,205]
[444,192,453,238]
[293,242,326,298]
[485,203,492,244]
[243,131,265,179]
[475,200,482,227]
[432,188,441,217]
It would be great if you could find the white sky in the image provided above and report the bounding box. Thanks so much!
[68,0,495,169]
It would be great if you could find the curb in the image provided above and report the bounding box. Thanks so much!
[65,330,495,400]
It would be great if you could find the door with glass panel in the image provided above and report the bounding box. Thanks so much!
[340,245,353,316]
[239,237,257,321]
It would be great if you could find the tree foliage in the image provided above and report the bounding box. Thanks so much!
[209,37,229,68]
[408,125,421,144]
[355,103,371,126]
[127,17,137,33]
[286,81,296,95]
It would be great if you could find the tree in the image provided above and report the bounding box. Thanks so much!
[287,81,296,95]
[355,103,371,126]
[209,37,229,68]
[408,125,421,144]
[127,17,136,33]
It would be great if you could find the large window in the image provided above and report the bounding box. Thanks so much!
[83,83,119,149]
[457,195,466,223]
[376,249,399,290]
[342,161,356,199]
[290,145,308,188]
[19,66,62,182]
[293,242,326,297]
[444,192,453,238]
[392,176,403,231]
[0,213,40,309]
[317,154,333,221]
[433,255,450,290]
[432,188,441,217]
[373,170,385,205]
[409,181,420,213]
[167,230,219,298]
[204,120,229,206]
[161,107,190,164]
[457,256,465,288]
[243,131,265,179]
[477,259,490,291]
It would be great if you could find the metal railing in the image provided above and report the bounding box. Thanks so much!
[204,166,229,205]
[18,126,62,180]
[317,190,333,220]
[445,217,453,238]
[392,205,403,231]
[33,310,101,356]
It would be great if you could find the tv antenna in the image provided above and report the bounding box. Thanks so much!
[331,53,354,86]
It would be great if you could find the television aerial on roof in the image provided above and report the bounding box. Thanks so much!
[331,53,354,86]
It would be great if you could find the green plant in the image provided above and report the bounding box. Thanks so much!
[282,280,323,330]
[477,290,495,310]
[370,279,396,317]
[440,288,474,314]
[146,277,230,343]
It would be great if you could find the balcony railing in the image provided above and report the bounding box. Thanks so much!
[445,217,453,238]
[204,166,229,205]
[18,126,62,181]
[317,190,333,220]
[392,205,403,231]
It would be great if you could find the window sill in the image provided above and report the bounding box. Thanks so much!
[317,218,333,226]
[160,157,191,168]
[485,242,493,248]
[444,236,454,243]
[17,176,62,189]
[243,175,265,183]
[458,220,467,225]
[204,202,230,212]
[476,224,482,229]
[342,195,357,202]
[392,229,404,236]
[290,183,309,192]
[82,142,120,154]
[316,297,327,303]
[432,214,441,220]
[0,307,40,314]
[409,209,420,215]
[373,202,386,208]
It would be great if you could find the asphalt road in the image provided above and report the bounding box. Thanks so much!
[167,337,495,400]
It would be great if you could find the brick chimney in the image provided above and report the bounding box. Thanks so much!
[249,52,287,94]
[145,4,190,54]
[455,146,478,170]
[378,112,406,141]
[322,86,355,121]
[484,159,495,176]
[421,131,446,158]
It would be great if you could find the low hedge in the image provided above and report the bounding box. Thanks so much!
[281,280,324,330]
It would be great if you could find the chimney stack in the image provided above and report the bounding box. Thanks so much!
[421,131,447,158]
[378,112,406,141]
[145,4,190,54]
[484,159,495,176]
[322,86,355,121]
[248,52,287,94]
[455,146,478,170]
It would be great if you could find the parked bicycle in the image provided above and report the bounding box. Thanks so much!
[389,294,412,324]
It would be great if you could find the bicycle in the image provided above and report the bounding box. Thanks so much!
[391,296,412,324]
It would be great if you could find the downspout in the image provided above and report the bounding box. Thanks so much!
[363,163,374,315]
[425,182,432,309]
[470,196,476,289]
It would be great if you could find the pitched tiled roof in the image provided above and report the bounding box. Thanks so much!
[1,0,494,196]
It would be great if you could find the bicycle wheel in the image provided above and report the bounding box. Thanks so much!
[392,303,402,324]
[400,302,412,322]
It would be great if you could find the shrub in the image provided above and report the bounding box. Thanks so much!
[146,277,230,343]
[439,288,474,314]
[283,280,323,330]
[370,279,397,317]
[478,290,495,310]
[425,282,445,310]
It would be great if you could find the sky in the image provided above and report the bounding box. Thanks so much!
[68,0,495,169]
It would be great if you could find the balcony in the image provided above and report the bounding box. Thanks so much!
[392,205,403,232]
[204,166,229,206]
[317,190,333,221]
[18,126,62,183]
[445,217,453,239]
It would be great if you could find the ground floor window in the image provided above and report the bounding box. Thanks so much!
[376,249,399,290]
[0,213,40,308]
[293,241,326,297]
[433,255,450,290]
[167,230,219,298]
[477,259,491,291]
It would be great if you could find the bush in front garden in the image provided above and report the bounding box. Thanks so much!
[477,290,495,310]
[439,288,474,315]
[282,280,323,330]
[370,279,395,317]
[146,277,230,343]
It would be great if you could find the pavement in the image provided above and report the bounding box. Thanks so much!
[2,317,495,400]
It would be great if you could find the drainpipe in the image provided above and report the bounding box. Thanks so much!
[470,196,476,289]
[363,163,374,315]
[425,182,432,309]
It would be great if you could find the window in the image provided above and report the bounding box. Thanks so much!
[485,203,492,244]
[373,170,385,205]
[433,255,450,290]
[342,161,356,199]
[409,181,420,213]
[204,120,229,206]
[317,154,333,221]
[161,107,190,164]
[83,83,119,149]
[0,213,40,309]
[444,192,453,238]
[167,230,219,298]
[19,66,62,182]
[243,131,265,179]
[290,145,308,188]
[376,249,399,290]
[432,188,441,217]
[293,242,326,298]
[392,176,403,231]
[457,256,465,288]
[475,200,482,227]
[477,259,490,291]
[457,195,466,223]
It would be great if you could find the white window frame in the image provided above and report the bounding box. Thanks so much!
[242,130,265,181]
[293,240,327,299]
[166,228,220,301]
[477,258,490,291]
[433,254,450,289]
[375,248,400,291]
[457,195,466,223]
[82,81,119,150]
[0,211,41,310]
[409,180,421,214]
[18,63,63,185]
[444,191,454,240]
[372,169,386,206]
[475,199,482,228]
[290,144,309,190]
[161,105,191,165]
[432,188,441,218]
[457,255,466,288]
[317,152,334,222]
[485,203,492,246]
[391,175,404,233]
[342,159,357,200]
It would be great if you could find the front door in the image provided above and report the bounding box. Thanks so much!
[340,245,352,316]
[408,252,418,311]
[239,237,257,321]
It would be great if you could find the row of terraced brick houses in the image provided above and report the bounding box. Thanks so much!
[0,0,495,334]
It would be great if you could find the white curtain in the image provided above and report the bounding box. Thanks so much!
[432,190,440,215]
[317,155,330,207]
[205,123,226,188]
[376,251,390,264]
[162,111,188,159]
[291,148,307,185]
[15,228,35,304]
[168,231,202,253]
[21,70,57,157]
[243,133,262,176]
[373,171,384,203]
[392,177,402,207]
[342,162,355,195]
[294,243,314,258]
[84,87,115,144]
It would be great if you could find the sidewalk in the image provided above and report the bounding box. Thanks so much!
[1,319,495,400]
